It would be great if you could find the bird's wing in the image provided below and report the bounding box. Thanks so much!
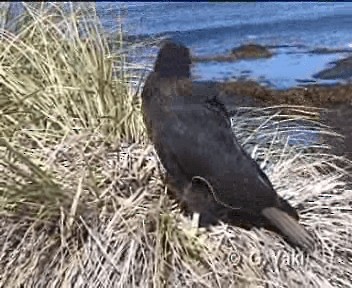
[156,99,276,209]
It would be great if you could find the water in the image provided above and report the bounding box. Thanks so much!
[96,2,352,88]
[193,51,344,88]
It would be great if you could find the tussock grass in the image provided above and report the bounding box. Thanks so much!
[0,2,143,143]
[1,3,352,288]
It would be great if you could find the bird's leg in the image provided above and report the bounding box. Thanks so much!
[185,178,221,227]
[183,182,201,230]
[165,174,218,229]
[191,212,200,230]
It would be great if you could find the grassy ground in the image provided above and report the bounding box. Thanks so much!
[1,3,352,288]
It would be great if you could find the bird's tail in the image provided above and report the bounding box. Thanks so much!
[262,207,315,251]
[154,40,192,78]
[278,197,300,221]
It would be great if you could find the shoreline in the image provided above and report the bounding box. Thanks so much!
[191,43,352,89]
[186,43,352,163]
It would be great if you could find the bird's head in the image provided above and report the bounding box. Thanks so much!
[154,40,191,78]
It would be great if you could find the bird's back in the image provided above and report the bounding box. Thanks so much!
[143,72,280,212]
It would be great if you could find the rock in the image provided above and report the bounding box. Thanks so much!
[313,55,352,80]
[192,43,273,63]
[309,47,352,54]
[231,43,273,60]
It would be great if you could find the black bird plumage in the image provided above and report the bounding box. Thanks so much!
[141,40,315,251]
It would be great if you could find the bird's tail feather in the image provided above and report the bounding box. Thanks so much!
[278,197,300,220]
[262,207,315,251]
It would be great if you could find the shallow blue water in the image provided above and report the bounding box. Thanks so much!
[194,50,345,88]
[96,2,352,88]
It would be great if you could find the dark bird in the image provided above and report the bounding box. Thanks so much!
[141,40,315,251]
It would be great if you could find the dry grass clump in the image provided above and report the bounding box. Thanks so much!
[1,104,352,287]
[1,3,352,288]
[0,2,143,144]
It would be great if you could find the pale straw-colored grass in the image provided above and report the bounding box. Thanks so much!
[1,106,351,287]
